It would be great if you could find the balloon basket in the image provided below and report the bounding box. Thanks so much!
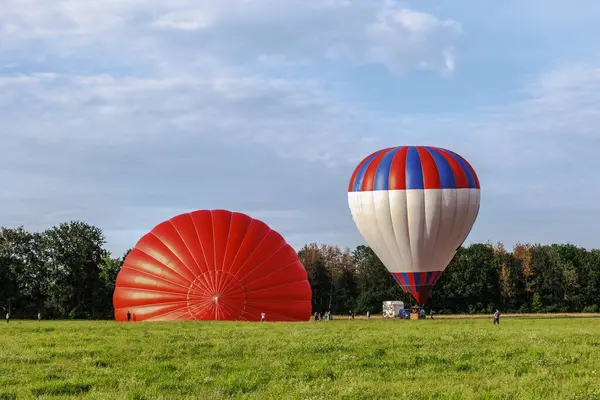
[410,306,426,320]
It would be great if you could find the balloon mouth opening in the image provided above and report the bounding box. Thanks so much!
[185,272,247,320]
[389,271,444,305]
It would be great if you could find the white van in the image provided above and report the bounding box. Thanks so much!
[382,301,405,318]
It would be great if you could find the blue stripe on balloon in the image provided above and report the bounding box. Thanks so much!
[374,147,401,190]
[352,150,385,192]
[405,146,424,189]
[396,273,408,288]
[425,147,456,189]
[401,273,410,288]
[446,151,476,189]
[425,271,433,286]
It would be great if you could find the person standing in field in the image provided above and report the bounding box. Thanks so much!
[261,312,266,322]
[37,312,41,322]
[127,311,131,322]
[493,309,501,325]
[366,311,370,319]
[5,312,9,323]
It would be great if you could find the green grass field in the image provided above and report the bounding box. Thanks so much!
[1,318,599,399]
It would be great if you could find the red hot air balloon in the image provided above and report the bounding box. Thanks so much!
[113,210,312,322]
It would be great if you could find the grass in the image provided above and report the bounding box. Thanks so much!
[1,318,600,399]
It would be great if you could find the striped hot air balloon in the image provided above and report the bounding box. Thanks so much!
[348,146,481,305]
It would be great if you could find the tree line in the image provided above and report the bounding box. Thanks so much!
[0,223,125,319]
[300,242,600,315]
[1,222,599,319]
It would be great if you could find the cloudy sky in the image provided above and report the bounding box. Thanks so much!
[2,0,600,256]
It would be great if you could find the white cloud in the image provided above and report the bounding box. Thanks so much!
[0,0,134,39]
[0,72,373,161]
[151,11,214,31]
[365,8,461,73]
[0,0,461,74]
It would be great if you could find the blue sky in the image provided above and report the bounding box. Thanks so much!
[2,0,600,256]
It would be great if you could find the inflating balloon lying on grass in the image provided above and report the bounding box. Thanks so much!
[113,210,312,322]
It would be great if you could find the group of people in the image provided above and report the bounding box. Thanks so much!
[5,312,41,323]
[312,310,373,321]
[313,311,333,321]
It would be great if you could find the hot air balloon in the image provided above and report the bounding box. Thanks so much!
[348,146,480,305]
[113,209,312,322]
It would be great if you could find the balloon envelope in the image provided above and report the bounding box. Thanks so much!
[113,209,312,321]
[348,146,480,304]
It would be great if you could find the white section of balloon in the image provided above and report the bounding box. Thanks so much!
[348,188,480,273]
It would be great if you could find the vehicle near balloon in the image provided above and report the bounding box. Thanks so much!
[113,209,313,322]
[382,300,405,318]
[348,146,481,306]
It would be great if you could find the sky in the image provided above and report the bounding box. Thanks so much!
[2,0,600,257]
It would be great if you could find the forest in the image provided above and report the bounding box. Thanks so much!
[1,221,599,319]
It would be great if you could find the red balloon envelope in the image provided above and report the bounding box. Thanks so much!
[113,209,312,322]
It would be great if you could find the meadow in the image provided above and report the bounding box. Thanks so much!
[1,317,599,399]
